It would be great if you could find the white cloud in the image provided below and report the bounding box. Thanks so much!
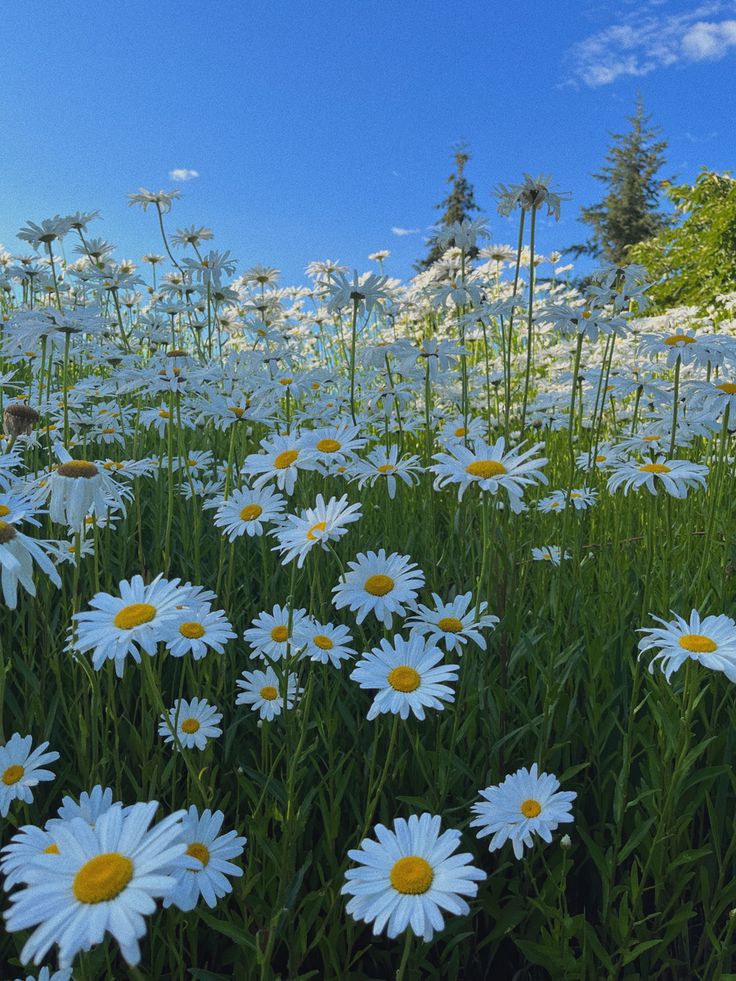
[169,168,200,182]
[568,2,736,86]
[391,226,420,236]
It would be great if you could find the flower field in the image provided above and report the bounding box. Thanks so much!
[1,179,736,980]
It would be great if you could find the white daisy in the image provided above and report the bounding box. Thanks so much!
[637,610,736,682]
[44,449,130,528]
[158,697,223,750]
[272,494,362,567]
[241,434,317,495]
[607,456,708,498]
[431,436,548,508]
[235,666,302,721]
[211,484,286,540]
[406,592,499,653]
[332,550,425,628]
[0,734,59,817]
[531,546,570,566]
[293,618,357,668]
[163,605,236,660]
[0,521,61,609]
[243,604,309,661]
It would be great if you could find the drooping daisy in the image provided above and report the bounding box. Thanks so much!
[531,545,570,566]
[431,437,548,509]
[162,605,236,660]
[341,813,486,941]
[162,806,246,912]
[406,592,499,653]
[211,484,286,540]
[0,521,61,609]
[235,666,302,720]
[350,634,459,721]
[607,456,709,498]
[71,574,187,677]
[333,550,425,628]
[241,434,317,495]
[637,610,736,682]
[272,494,362,567]
[293,618,357,668]
[470,763,576,859]
[44,448,130,528]
[158,697,223,750]
[243,603,309,661]
[0,734,59,817]
[4,802,186,968]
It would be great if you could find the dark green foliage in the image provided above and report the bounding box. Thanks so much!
[417,143,479,270]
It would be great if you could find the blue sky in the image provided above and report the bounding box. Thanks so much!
[1,0,735,283]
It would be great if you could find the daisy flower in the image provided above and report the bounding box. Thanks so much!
[163,605,236,660]
[300,422,367,472]
[158,697,223,750]
[211,484,286,540]
[349,445,423,499]
[606,456,709,498]
[531,546,570,566]
[56,785,121,824]
[71,574,187,677]
[241,434,317,495]
[4,801,186,968]
[637,610,736,682]
[332,549,425,628]
[14,968,72,981]
[293,618,357,668]
[470,763,576,859]
[162,806,246,912]
[243,603,309,661]
[235,666,302,720]
[0,521,61,609]
[272,494,362,567]
[350,634,459,721]
[341,812,486,941]
[431,437,548,509]
[44,449,130,528]
[406,592,499,653]
[0,734,59,817]
[2,824,60,890]
[537,488,597,512]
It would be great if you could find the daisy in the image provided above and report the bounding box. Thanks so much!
[470,763,576,859]
[299,422,367,472]
[4,801,186,968]
[0,734,59,817]
[14,968,72,981]
[537,488,597,512]
[158,697,223,750]
[272,494,362,567]
[531,546,569,566]
[606,456,708,498]
[431,437,548,509]
[2,823,60,889]
[350,634,459,721]
[332,550,425,628]
[243,603,309,661]
[162,806,246,912]
[293,618,357,668]
[575,443,623,471]
[406,592,499,653]
[637,610,736,682]
[71,574,187,677]
[56,785,121,824]
[162,605,236,660]
[349,445,423,499]
[235,666,302,720]
[241,434,317,495]
[341,812,486,941]
[0,522,61,609]
[212,484,287,541]
[44,448,130,528]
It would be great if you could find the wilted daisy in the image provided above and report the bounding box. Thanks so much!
[638,610,736,682]
[333,549,425,628]
[163,806,246,912]
[243,603,309,660]
[272,494,362,567]
[431,437,547,509]
[235,666,302,720]
[471,763,576,859]
[0,734,59,818]
[4,801,186,968]
[607,456,708,498]
[44,450,130,528]
[0,521,61,609]
[350,634,459,720]
[158,697,223,750]
[211,484,286,540]
[406,592,499,653]
[163,605,236,659]
[293,618,356,668]
[342,813,486,941]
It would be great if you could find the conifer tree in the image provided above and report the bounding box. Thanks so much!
[418,143,479,270]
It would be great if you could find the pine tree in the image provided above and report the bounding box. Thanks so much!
[573,97,669,263]
[417,143,479,270]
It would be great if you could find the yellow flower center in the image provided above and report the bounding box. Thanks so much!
[57,460,99,479]
[240,503,263,522]
[466,460,507,479]
[521,798,542,818]
[279,377,293,386]
[2,764,24,786]
[271,625,289,643]
[159,409,172,419]
[0,505,10,517]
[316,438,341,453]
[313,634,334,650]
[377,464,396,473]
[306,521,327,541]
[664,334,696,346]
[73,852,133,903]
[595,454,606,462]
[717,383,736,394]
[642,435,660,442]
[229,406,245,417]
[274,449,298,469]
[181,718,200,733]
[678,633,717,653]
[186,842,210,868]
[437,616,463,633]
[113,602,156,630]
[390,856,434,895]
[179,621,205,639]
[260,685,278,700]
[454,426,466,437]
[44,843,60,855]
[364,574,394,596]
[639,463,671,474]
[387,665,421,692]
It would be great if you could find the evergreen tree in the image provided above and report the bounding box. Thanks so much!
[573,98,669,263]
[417,143,479,270]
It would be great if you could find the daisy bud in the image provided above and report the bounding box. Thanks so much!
[560,834,572,850]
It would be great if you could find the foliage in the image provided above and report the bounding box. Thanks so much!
[417,143,479,269]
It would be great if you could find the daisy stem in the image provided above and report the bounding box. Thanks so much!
[669,354,682,458]
[360,713,400,841]
[519,205,537,435]
[504,209,526,439]
[395,930,413,981]
[349,296,360,426]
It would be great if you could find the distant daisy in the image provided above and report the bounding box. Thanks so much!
[332,549,425,628]
[212,484,286,540]
[158,697,223,750]
[163,605,236,660]
[532,546,569,566]
[235,666,302,720]
[272,493,362,567]
[407,592,499,653]
[0,734,59,817]
[293,618,357,668]
[243,604,309,660]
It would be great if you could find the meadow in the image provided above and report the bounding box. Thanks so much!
[0,178,735,980]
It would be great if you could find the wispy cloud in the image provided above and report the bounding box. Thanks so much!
[169,168,200,182]
[391,226,420,236]
[568,2,736,86]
